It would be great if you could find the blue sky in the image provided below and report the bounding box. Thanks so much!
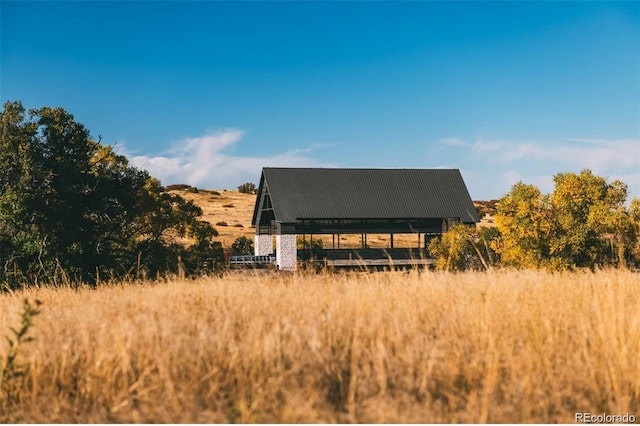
[2,1,639,200]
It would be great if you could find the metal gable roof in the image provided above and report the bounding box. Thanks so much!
[252,167,480,225]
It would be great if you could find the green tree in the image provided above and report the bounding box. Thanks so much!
[495,182,553,268]
[628,198,640,267]
[427,224,500,271]
[0,101,222,288]
[549,170,607,268]
[585,178,634,269]
[496,169,640,270]
[231,236,254,256]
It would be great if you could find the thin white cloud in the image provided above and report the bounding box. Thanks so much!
[125,129,335,188]
[501,170,525,185]
[439,136,640,199]
[501,170,555,195]
[287,143,336,154]
[491,138,638,173]
[438,137,471,147]
[561,138,640,172]
[451,136,640,172]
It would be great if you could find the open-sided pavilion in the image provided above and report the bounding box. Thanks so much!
[251,167,479,270]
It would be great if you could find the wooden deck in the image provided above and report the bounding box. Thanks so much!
[228,249,436,270]
[301,248,435,269]
[323,258,435,267]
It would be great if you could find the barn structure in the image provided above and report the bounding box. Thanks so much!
[251,167,479,270]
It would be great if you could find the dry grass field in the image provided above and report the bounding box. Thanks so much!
[1,269,639,423]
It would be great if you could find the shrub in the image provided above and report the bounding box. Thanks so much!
[237,182,256,194]
[1,299,42,409]
[428,224,500,271]
[297,236,323,250]
[474,200,500,217]
[231,236,254,256]
[165,184,192,191]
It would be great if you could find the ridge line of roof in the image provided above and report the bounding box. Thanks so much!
[262,167,461,171]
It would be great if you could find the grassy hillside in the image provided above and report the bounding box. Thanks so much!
[170,188,256,248]
[1,269,638,422]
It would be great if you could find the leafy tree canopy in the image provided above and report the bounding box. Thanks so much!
[496,169,640,270]
[231,236,254,256]
[432,169,640,272]
[0,101,222,289]
[428,224,500,272]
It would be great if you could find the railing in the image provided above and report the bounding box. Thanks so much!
[229,255,276,266]
[298,248,430,261]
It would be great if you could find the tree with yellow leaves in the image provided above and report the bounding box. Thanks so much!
[496,169,639,270]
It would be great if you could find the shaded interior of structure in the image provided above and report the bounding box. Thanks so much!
[257,214,461,262]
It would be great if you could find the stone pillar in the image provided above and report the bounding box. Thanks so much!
[254,234,273,256]
[276,234,297,271]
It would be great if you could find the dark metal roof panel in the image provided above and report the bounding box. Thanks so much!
[260,168,479,224]
[251,171,266,226]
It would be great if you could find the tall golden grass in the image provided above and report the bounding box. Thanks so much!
[1,269,639,423]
